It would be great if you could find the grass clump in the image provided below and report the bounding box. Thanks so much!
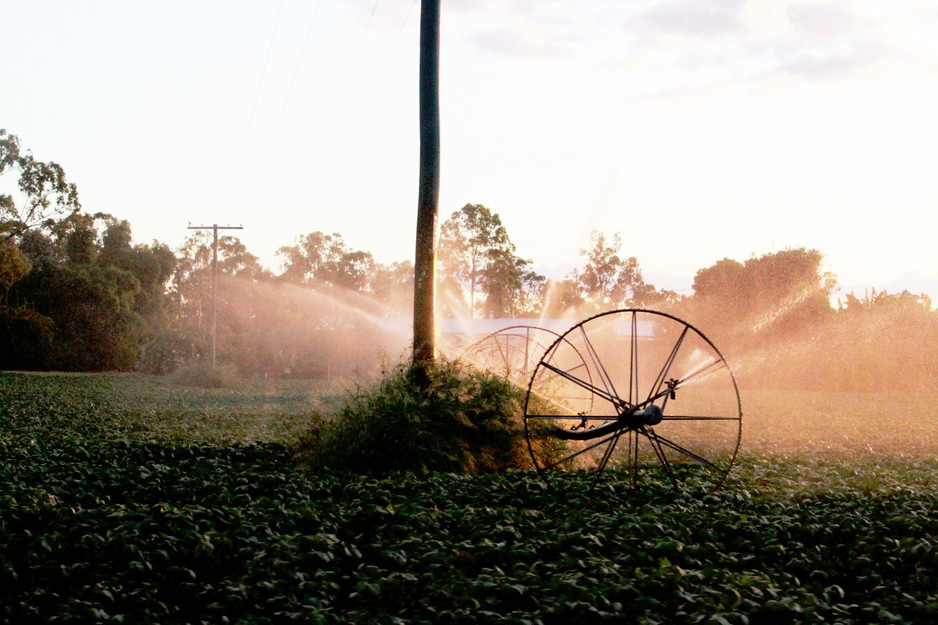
[296,358,531,474]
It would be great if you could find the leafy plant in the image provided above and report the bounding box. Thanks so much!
[3,372,938,624]
[296,358,531,474]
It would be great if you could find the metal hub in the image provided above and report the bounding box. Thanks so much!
[621,404,663,428]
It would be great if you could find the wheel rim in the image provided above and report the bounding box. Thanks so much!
[523,309,742,492]
[461,326,594,406]
[461,326,556,387]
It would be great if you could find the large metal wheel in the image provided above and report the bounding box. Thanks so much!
[523,309,742,492]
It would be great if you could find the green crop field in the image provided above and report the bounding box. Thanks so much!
[2,372,937,624]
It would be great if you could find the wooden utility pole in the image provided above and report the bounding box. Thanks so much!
[413,0,441,369]
[187,223,243,367]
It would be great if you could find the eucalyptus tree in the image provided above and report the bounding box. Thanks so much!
[1,129,81,299]
[277,232,346,287]
[277,231,373,291]
[0,129,80,240]
[370,260,414,311]
[438,203,515,318]
[481,248,545,318]
[572,230,648,311]
[6,213,178,370]
[0,238,30,300]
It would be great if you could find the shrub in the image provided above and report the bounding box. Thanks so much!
[296,358,531,474]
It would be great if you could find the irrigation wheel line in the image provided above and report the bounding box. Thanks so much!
[523,308,742,493]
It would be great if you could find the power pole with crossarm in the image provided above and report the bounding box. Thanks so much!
[187,223,244,367]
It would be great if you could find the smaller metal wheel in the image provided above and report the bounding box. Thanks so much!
[523,309,742,492]
[461,326,562,387]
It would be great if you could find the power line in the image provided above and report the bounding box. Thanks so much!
[274,0,383,208]
[302,0,419,198]
[237,0,325,216]
[220,0,285,215]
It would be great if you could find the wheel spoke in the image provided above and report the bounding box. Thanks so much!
[629,311,638,405]
[643,425,677,488]
[525,413,619,422]
[579,324,627,411]
[522,327,533,379]
[642,429,725,473]
[596,430,623,473]
[538,360,620,408]
[629,430,639,488]
[648,326,689,404]
[539,429,625,471]
[494,336,510,368]
[660,415,740,421]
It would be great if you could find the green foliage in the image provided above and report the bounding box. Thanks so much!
[0,372,329,445]
[276,231,374,290]
[0,128,81,239]
[136,328,202,375]
[10,263,144,370]
[0,305,54,369]
[680,248,938,391]
[439,203,518,317]
[481,247,545,318]
[687,247,836,352]
[572,229,651,311]
[3,213,181,372]
[2,373,938,623]
[298,358,531,474]
[0,238,31,297]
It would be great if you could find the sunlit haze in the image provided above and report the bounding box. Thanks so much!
[5,0,937,299]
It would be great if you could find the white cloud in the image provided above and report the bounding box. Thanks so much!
[628,0,748,38]
[470,21,575,61]
[603,0,926,99]
[786,1,867,35]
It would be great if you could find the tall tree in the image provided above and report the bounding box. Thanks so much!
[277,231,371,291]
[370,260,414,311]
[438,203,513,317]
[321,249,374,292]
[173,231,266,330]
[1,129,81,239]
[7,254,145,371]
[572,230,648,310]
[0,238,31,300]
[541,278,584,317]
[691,247,836,349]
[481,248,545,318]
[216,236,267,280]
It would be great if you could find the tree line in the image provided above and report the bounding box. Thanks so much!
[2,129,935,390]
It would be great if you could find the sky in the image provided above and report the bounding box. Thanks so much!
[4,0,938,300]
